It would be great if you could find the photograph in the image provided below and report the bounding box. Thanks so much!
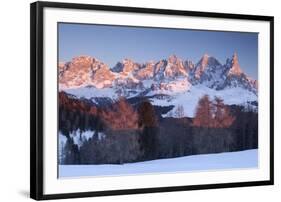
[58,23,259,178]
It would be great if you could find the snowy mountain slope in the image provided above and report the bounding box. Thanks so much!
[63,84,256,118]
[59,53,258,115]
[151,85,257,117]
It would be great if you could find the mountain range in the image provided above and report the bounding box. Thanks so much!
[59,53,258,117]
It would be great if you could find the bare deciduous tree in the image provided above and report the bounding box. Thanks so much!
[174,105,185,118]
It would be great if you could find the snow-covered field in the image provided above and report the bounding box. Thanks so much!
[64,87,118,100]
[59,149,258,178]
[153,85,257,117]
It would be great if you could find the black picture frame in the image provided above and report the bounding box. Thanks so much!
[30,1,274,200]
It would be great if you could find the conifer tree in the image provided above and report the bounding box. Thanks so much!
[138,101,158,159]
[101,97,138,130]
[193,95,213,127]
[193,95,235,128]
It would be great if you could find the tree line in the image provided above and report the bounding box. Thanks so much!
[59,92,258,164]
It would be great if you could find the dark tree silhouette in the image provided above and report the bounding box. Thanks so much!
[138,100,158,128]
[63,137,80,164]
[138,101,158,160]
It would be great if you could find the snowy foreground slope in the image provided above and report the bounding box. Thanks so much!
[59,149,258,178]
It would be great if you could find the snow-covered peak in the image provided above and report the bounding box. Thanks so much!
[194,54,209,79]
[59,53,258,96]
[59,56,115,89]
[161,55,188,78]
[217,53,258,94]
[202,53,210,60]
[198,54,221,68]
[184,60,195,73]
[111,58,140,75]
[124,61,140,74]
[58,62,66,75]
[193,54,221,80]
[227,52,243,76]
[58,61,65,68]
[71,55,97,65]
[135,61,155,80]
[168,54,181,64]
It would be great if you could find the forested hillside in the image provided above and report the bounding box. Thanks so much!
[59,92,258,165]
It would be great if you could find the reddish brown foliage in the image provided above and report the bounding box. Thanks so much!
[193,95,213,127]
[59,91,97,115]
[101,97,139,130]
[193,95,235,128]
[212,97,235,128]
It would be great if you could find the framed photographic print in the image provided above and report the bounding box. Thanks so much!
[30,1,274,200]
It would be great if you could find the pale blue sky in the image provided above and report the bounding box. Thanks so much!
[58,23,258,79]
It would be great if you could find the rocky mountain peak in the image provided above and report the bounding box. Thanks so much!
[71,55,96,65]
[122,58,134,66]
[135,61,155,80]
[59,53,257,95]
[122,58,139,73]
[58,62,66,74]
[161,55,187,78]
[111,62,123,73]
[194,54,220,80]
[228,52,243,76]
[59,55,115,89]
[202,53,210,60]
[168,54,181,64]
[112,58,140,74]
